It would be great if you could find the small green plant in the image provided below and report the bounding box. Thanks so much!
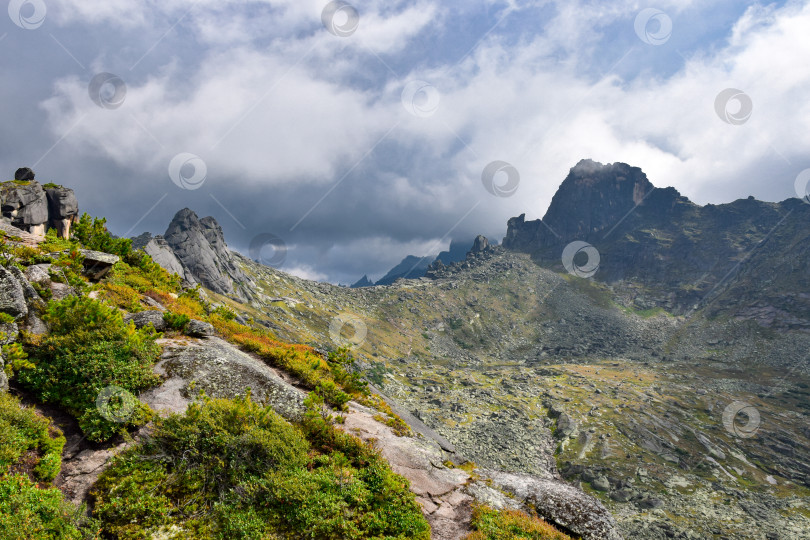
[18,296,160,442]
[0,474,99,538]
[0,392,65,482]
[163,310,190,331]
[0,313,15,324]
[2,343,34,378]
[93,394,430,539]
[466,505,574,540]
[211,304,237,321]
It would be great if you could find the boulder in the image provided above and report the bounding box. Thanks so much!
[24,264,51,284]
[14,167,35,182]
[487,470,623,540]
[45,187,79,238]
[133,233,190,285]
[0,358,7,392]
[1,180,48,235]
[591,475,610,491]
[124,310,167,332]
[78,249,119,280]
[0,321,18,345]
[185,319,215,337]
[0,266,27,319]
[471,235,489,253]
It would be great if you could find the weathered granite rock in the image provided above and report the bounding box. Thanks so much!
[132,233,190,285]
[0,357,7,392]
[0,321,18,345]
[0,266,27,319]
[45,187,79,238]
[185,319,215,337]
[78,249,119,280]
[163,209,249,300]
[471,235,489,253]
[124,310,167,332]
[487,470,624,540]
[14,167,35,182]
[1,180,48,235]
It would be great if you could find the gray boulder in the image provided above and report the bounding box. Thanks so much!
[0,321,18,345]
[0,266,27,319]
[0,357,7,392]
[78,250,119,280]
[487,470,623,540]
[124,310,167,332]
[185,319,215,337]
[45,187,79,239]
[1,181,48,235]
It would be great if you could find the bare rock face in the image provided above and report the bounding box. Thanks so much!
[161,208,250,301]
[1,180,49,235]
[132,233,191,285]
[45,187,79,238]
[0,266,28,320]
[1,170,79,238]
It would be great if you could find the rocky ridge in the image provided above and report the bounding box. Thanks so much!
[1,168,79,238]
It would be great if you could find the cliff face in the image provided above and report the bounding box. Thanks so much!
[502,160,810,328]
[134,209,252,302]
[0,172,79,238]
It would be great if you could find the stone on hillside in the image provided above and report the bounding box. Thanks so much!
[9,266,39,302]
[471,235,489,253]
[135,233,191,285]
[24,264,51,284]
[124,310,167,332]
[0,321,18,345]
[488,470,623,540]
[163,208,247,299]
[555,412,578,439]
[1,180,48,235]
[14,167,35,182]
[0,266,27,319]
[24,312,48,336]
[185,319,214,337]
[0,360,7,392]
[45,187,79,239]
[591,475,610,491]
[78,249,119,280]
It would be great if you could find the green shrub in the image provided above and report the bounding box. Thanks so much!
[2,343,34,378]
[0,474,99,539]
[72,214,132,258]
[0,392,66,482]
[163,310,190,331]
[17,296,161,442]
[465,505,573,540]
[93,394,429,540]
[0,312,15,324]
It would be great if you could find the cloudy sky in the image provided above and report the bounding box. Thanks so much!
[2,0,809,284]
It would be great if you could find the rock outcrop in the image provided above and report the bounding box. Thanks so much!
[135,209,253,301]
[501,159,810,327]
[1,169,78,238]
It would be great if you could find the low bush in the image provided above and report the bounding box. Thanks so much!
[0,392,65,482]
[93,394,430,540]
[17,296,161,442]
[466,505,574,540]
[163,310,190,331]
[0,473,99,539]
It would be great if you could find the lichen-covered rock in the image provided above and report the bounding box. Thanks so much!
[0,358,7,392]
[0,266,27,319]
[185,319,214,337]
[0,321,19,345]
[78,249,119,280]
[143,337,305,421]
[124,310,167,332]
[486,470,623,540]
